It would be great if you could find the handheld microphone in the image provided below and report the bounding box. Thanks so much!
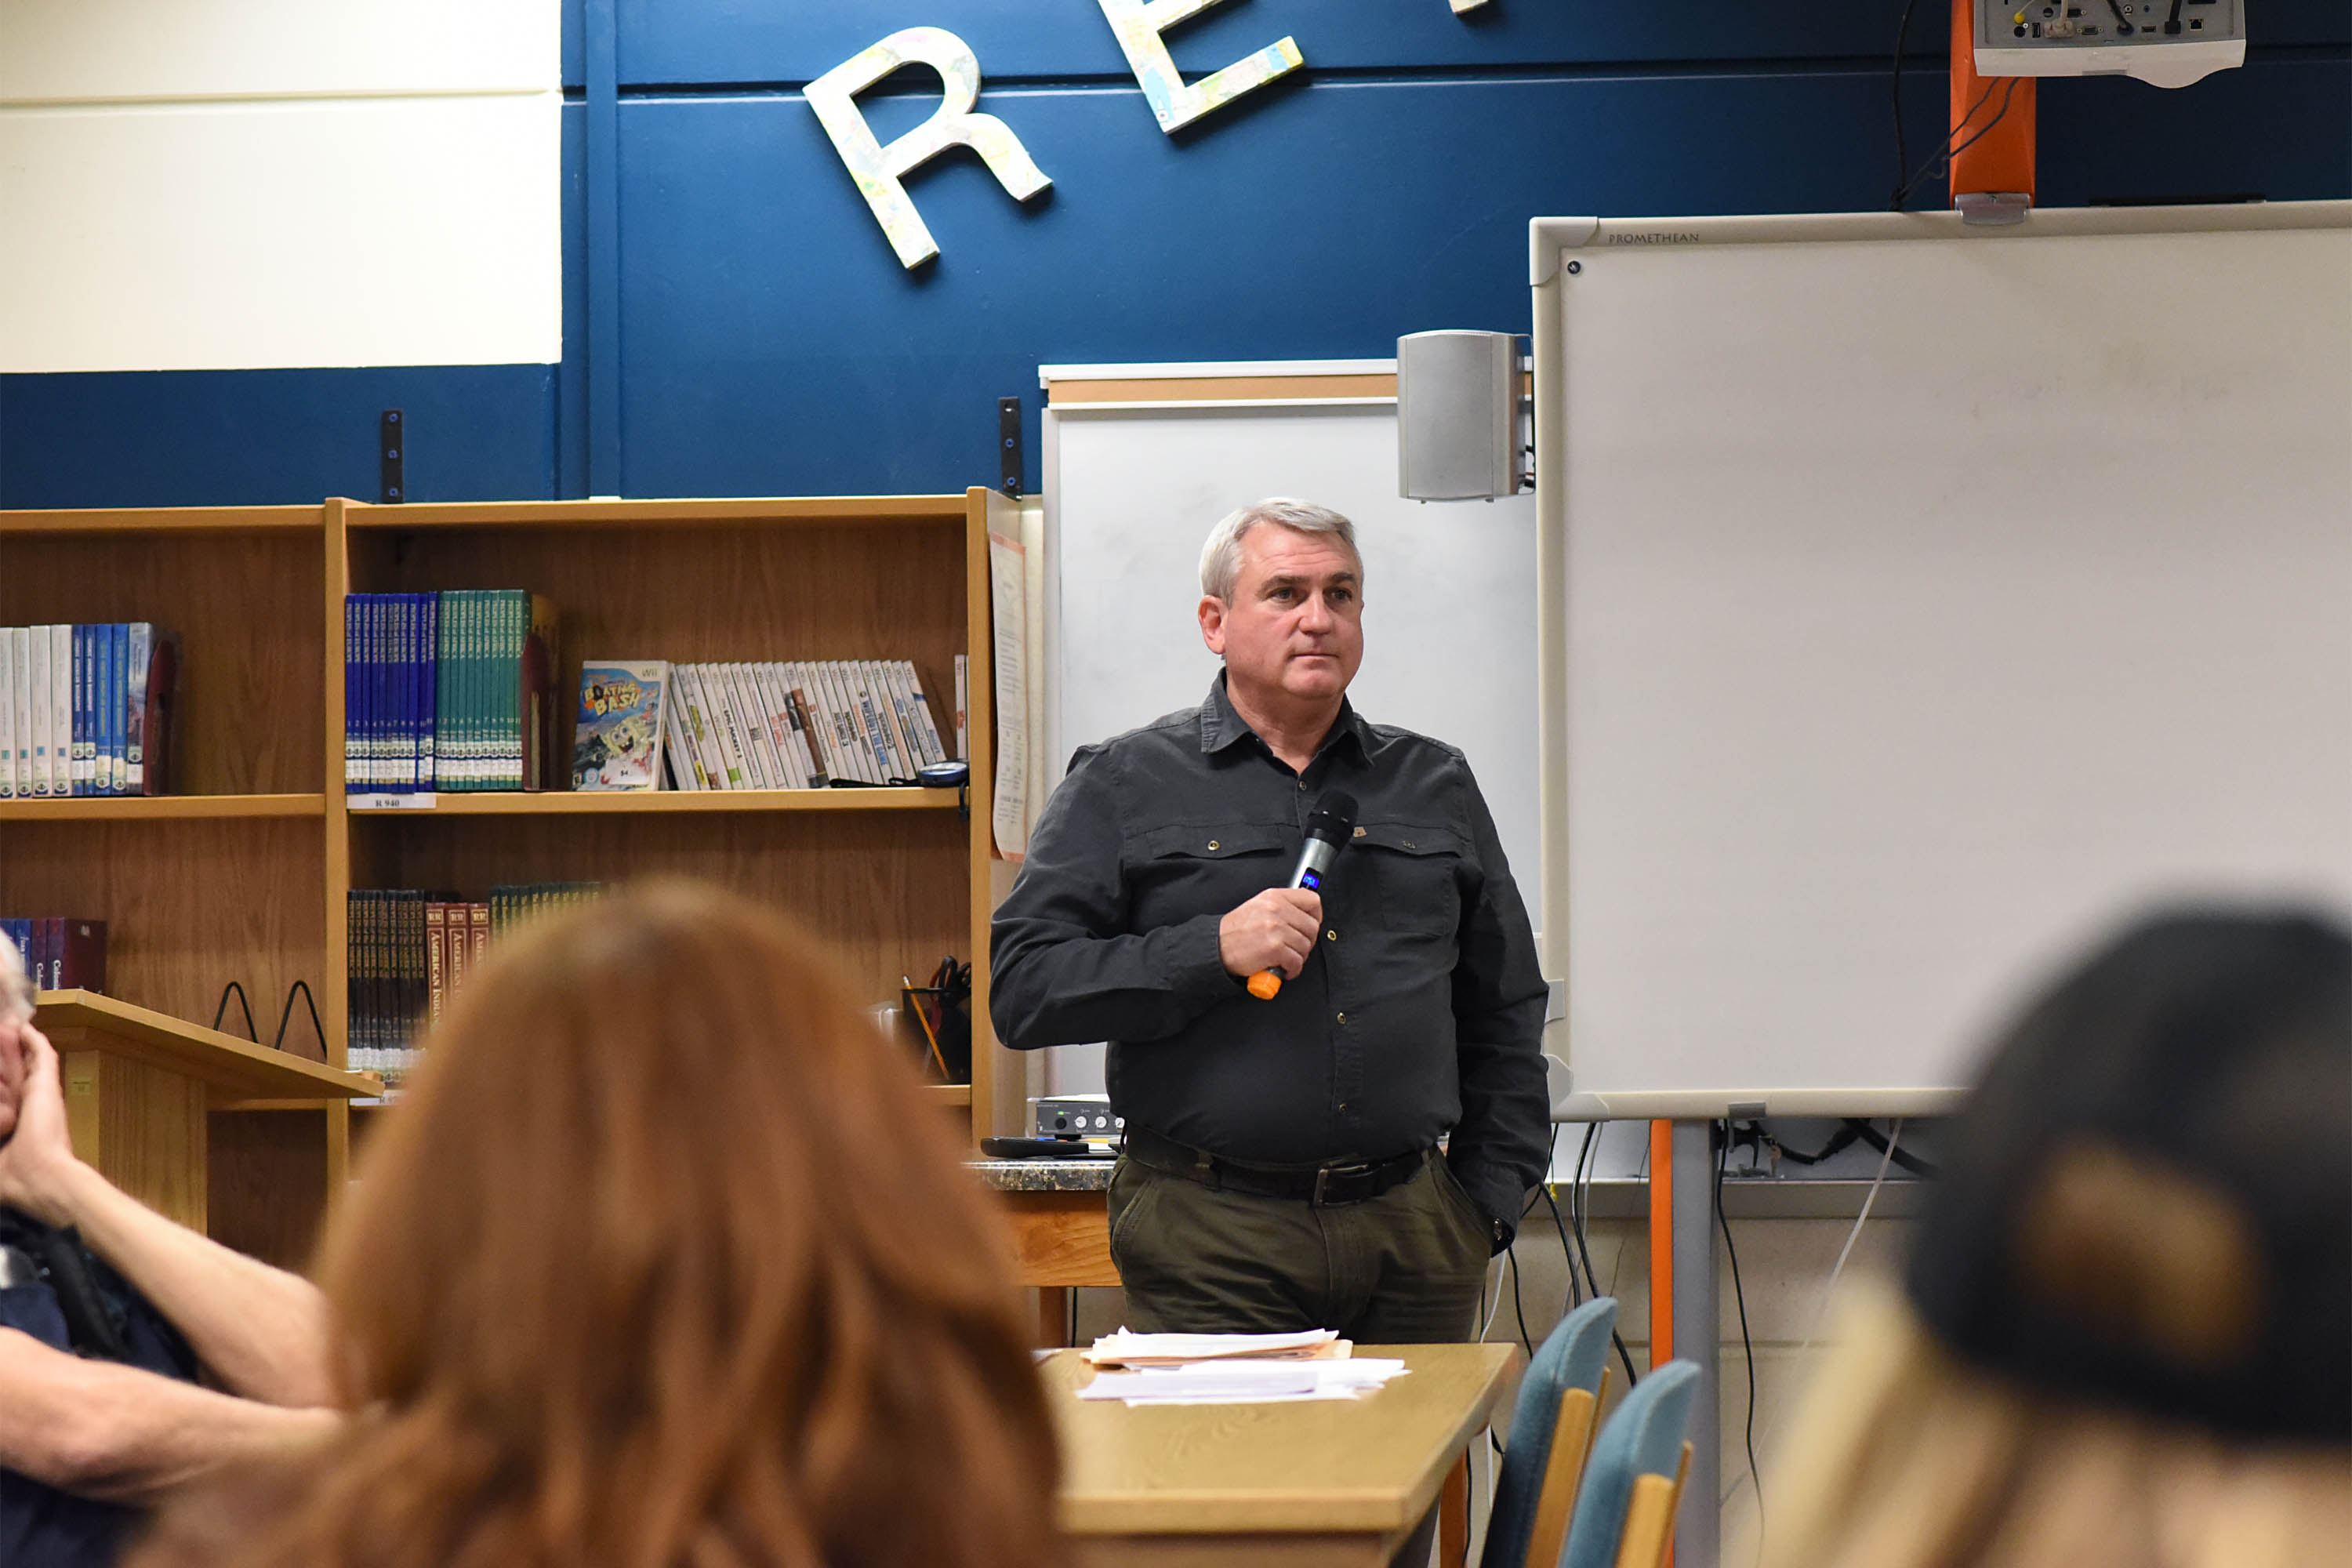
[1248,789,1359,1000]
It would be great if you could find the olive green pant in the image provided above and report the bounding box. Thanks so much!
[1108,1150,1491,1567]
[1106,1148,1493,1342]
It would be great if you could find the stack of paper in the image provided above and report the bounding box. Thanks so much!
[1076,1329,1410,1406]
[1083,1328,1344,1367]
[1078,1357,1410,1406]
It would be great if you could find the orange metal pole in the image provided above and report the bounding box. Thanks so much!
[1649,1120,1675,1568]
[1951,0,2038,205]
[1648,1119,1674,1367]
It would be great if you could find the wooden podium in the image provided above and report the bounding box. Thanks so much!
[34,991,378,1251]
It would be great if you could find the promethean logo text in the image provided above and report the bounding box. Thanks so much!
[1606,231,1700,245]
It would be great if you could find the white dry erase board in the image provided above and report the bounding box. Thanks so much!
[1530,203,2352,1120]
[1039,365,1542,1099]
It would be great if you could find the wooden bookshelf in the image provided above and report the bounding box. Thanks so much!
[3,505,335,1267]
[328,491,1018,1149]
[0,489,1014,1271]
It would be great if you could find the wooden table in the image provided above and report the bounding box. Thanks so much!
[1044,1341,1519,1568]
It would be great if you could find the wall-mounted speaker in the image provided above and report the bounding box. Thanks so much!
[1396,329,1523,500]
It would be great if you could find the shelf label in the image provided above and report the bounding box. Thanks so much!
[350,793,437,811]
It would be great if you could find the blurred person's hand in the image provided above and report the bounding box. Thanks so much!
[0,1023,81,1224]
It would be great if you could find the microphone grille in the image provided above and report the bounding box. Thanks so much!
[1312,789,1360,831]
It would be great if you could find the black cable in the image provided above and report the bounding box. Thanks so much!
[1717,1122,1764,1548]
[1544,1126,1584,1310]
[1893,72,2023,210]
[1541,1181,1581,1313]
[1773,1123,1861,1166]
[1890,0,1926,210]
[1845,1118,1940,1178]
[1572,1122,1640,1386]
[1896,74,2023,209]
[1893,75,1996,207]
[1508,1242,1533,1356]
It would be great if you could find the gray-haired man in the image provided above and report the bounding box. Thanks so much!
[992,498,1551,1342]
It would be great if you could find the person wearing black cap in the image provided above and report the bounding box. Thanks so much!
[992,499,1551,1348]
[1762,908,2352,1568]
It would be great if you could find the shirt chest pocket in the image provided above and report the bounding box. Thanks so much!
[1129,824,1293,929]
[1352,822,1466,938]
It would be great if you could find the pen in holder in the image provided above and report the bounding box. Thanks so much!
[900,955,972,1085]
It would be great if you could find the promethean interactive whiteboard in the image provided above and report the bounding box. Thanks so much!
[1530,203,2352,1118]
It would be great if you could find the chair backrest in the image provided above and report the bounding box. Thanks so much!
[1559,1359,1701,1568]
[1479,1297,1618,1568]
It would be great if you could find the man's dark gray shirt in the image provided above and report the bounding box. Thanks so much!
[989,675,1551,1236]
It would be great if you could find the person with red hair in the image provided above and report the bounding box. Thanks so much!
[132,882,1061,1568]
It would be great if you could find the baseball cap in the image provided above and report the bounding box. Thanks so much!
[1907,908,2351,1443]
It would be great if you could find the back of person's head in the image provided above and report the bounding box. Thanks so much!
[1762,907,2352,1568]
[141,880,1061,1568]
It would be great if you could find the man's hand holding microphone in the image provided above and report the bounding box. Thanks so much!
[1216,791,1358,1000]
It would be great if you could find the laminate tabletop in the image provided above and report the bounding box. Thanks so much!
[1041,1341,1519,1564]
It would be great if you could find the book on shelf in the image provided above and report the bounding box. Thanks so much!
[347,884,601,1087]
[343,590,559,797]
[0,918,107,993]
[657,660,949,791]
[573,661,669,792]
[0,623,178,799]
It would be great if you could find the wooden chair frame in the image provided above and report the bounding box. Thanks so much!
[1610,1439,1692,1568]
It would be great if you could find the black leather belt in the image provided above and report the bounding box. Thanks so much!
[1121,1122,1429,1207]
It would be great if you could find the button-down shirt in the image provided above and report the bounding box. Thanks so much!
[989,675,1551,1235]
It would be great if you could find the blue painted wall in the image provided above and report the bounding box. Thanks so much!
[4,2,2345,506]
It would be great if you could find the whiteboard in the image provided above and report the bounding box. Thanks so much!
[1532,204,2352,1116]
[1044,390,1543,1096]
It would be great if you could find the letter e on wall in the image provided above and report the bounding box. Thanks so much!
[1097,0,1304,134]
[804,27,1051,270]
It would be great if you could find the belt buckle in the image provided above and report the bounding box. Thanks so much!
[1312,1160,1376,1207]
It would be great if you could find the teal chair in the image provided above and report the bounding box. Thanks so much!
[1479,1297,1619,1568]
[1559,1359,1700,1568]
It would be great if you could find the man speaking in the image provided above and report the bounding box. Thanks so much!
[992,498,1550,1343]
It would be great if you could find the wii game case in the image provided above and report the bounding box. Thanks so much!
[572,660,670,791]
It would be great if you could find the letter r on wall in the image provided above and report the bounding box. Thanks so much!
[805,27,1051,270]
[1096,0,1304,134]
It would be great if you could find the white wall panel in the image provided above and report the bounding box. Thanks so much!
[0,0,554,102]
[0,94,561,371]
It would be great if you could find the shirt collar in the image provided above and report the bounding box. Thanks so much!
[1200,672,1370,762]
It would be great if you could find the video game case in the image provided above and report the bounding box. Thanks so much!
[46,626,69,798]
[0,629,16,798]
[26,624,51,797]
[662,673,707,789]
[574,660,670,792]
[6,627,30,797]
[675,666,728,790]
[724,664,780,789]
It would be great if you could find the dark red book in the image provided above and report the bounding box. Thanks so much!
[27,917,105,993]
